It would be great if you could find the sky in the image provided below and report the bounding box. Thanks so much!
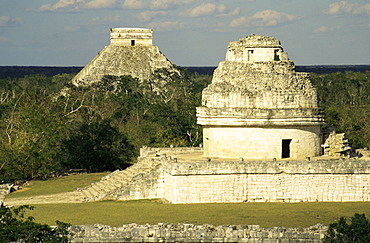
[0,0,369,67]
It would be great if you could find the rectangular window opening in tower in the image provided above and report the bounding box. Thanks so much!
[274,49,280,61]
[131,40,135,46]
[282,139,291,158]
[248,50,254,61]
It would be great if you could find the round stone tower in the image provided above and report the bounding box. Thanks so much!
[197,34,325,159]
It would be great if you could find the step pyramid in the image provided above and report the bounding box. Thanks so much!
[71,28,177,86]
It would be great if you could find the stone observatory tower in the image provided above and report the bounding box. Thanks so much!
[197,34,325,159]
[71,28,176,86]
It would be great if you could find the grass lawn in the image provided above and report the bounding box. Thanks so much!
[6,172,370,228]
[27,201,370,228]
[6,172,109,198]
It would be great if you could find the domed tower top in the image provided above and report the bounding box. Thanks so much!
[226,34,289,63]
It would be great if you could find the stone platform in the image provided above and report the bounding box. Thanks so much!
[4,147,370,206]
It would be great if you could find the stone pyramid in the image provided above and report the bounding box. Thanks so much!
[71,28,176,86]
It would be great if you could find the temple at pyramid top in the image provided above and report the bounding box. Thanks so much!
[109,28,153,46]
[71,28,176,86]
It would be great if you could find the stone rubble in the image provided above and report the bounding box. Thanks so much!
[69,223,328,242]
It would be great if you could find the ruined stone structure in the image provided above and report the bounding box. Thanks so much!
[5,146,369,206]
[69,223,327,242]
[322,125,353,156]
[197,34,325,159]
[71,28,176,86]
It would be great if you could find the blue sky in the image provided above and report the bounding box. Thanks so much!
[0,0,369,66]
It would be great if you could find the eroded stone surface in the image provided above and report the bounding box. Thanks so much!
[71,28,176,86]
[197,34,325,159]
[69,223,327,243]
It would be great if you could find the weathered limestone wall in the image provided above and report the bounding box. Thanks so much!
[110,28,153,46]
[81,148,370,204]
[164,172,246,203]
[226,34,289,63]
[101,150,370,204]
[202,62,317,109]
[197,107,325,126]
[202,126,321,159]
[226,47,288,62]
[69,223,327,243]
[246,173,369,202]
[163,158,370,204]
[139,146,203,158]
[107,160,164,201]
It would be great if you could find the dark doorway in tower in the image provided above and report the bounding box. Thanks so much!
[131,40,135,46]
[282,139,292,158]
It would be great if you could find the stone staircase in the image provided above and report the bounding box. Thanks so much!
[78,157,162,202]
[4,157,162,206]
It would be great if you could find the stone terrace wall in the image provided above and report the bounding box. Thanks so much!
[164,159,370,175]
[107,163,164,201]
[163,159,370,203]
[69,223,328,242]
[104,154,370,203]
[139,146,203,157]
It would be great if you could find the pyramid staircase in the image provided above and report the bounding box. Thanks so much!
[77,157,162,202]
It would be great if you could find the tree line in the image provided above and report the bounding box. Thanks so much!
[0,69,210,183]
[311,71,370,148]
[0,69,369,183]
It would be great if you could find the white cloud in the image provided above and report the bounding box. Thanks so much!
[230,17,247,27]
[38,0,83,12]
[137,11,167,22]
[0,16,22,27]
[325,1,370,16]
[179,3,227,18]
[230,10,302,27]
[217,4,227,14]
[122,0,147,9]
[314,26,335,33]
[37,0,116,12]
[83,0,116,9]
[150,0,195,10]
[64,25,81,32]
[147,21,192,31]
[92,16,120,23]
[217,7,240,17]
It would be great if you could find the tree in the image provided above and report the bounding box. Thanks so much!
[61,120,135,172]
[323,213,370,243]
[311,71,370,148]
[0,205,71,242]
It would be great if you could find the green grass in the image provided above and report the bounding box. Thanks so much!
[6,172,109,198]
[26,201,370,228]
[7,173,370,228]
